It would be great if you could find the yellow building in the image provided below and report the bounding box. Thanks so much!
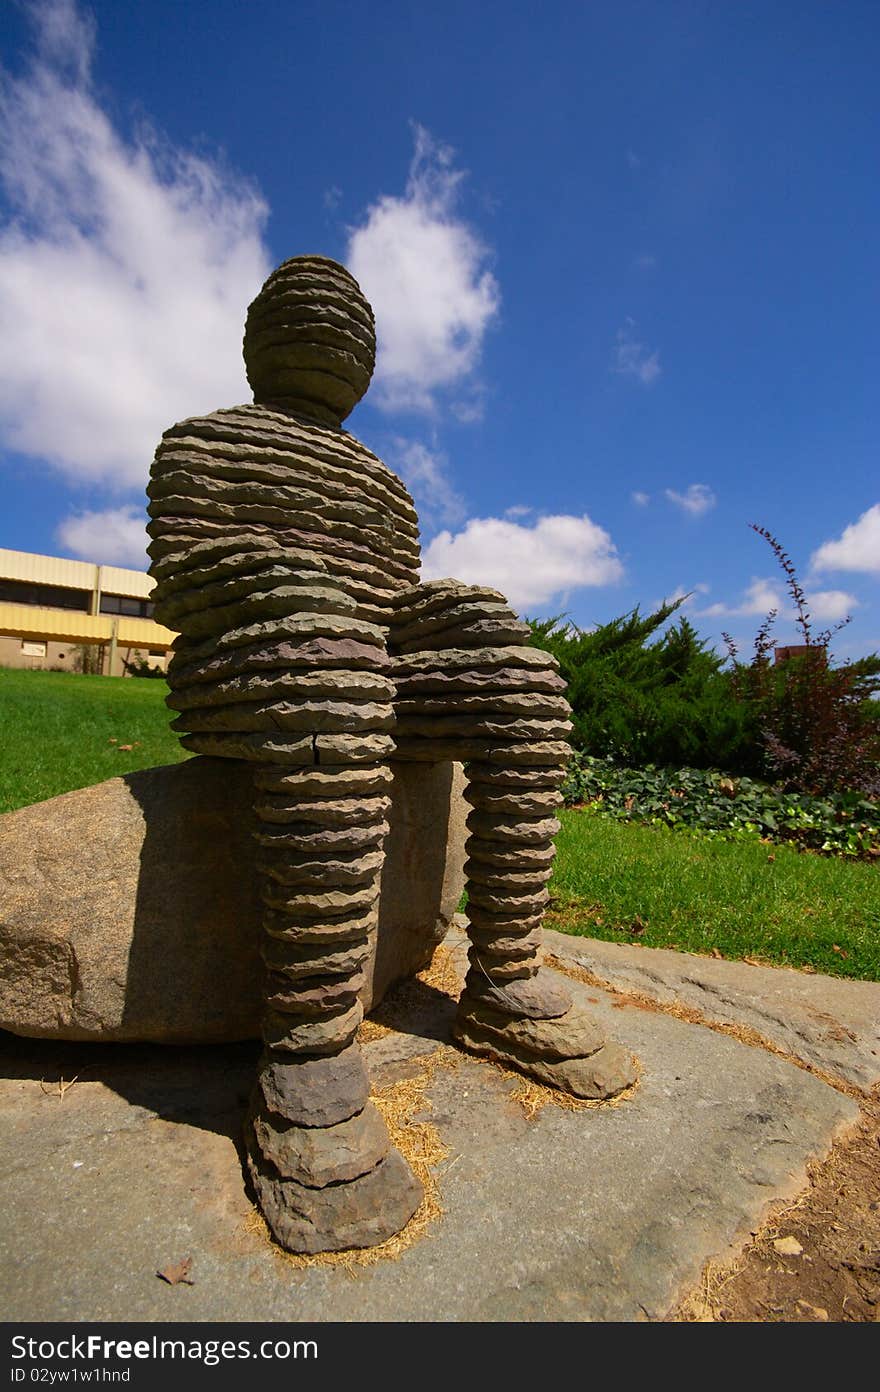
[0,547,176,677]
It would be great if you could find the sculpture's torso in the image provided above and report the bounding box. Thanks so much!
[148,403,421,635]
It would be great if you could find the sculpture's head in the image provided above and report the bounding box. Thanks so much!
[243,255,376,427]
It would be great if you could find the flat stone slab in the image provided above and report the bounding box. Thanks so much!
[535,926,880,1092]
[0,948,860,1322]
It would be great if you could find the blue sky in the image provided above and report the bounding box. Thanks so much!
[1,0,878,661]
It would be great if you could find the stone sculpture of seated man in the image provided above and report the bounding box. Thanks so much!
[146,255,636,1254]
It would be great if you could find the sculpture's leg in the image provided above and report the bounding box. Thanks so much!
[454,749,637,1099]
[461,751,565,1007]
[154,543,424,1253]
[390,578,637,1101]
[245,758,423,1254]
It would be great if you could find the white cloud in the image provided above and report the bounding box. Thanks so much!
[449,389,486,424]
[421,513,623,612]
[504,504,533,519]
[347,124,500,414]
[806,589,858,622]
[665,483,716,516]
[0,0,270,491]
[613,319,661,385]
[57,504,148,568]
[699,578,784,619]
[811,504,880,575]
[389,436,466,528]
[631,490,650,506]
[698,578,856,623]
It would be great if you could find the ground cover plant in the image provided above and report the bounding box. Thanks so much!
[0,667,187,813]
[561,754,880,860]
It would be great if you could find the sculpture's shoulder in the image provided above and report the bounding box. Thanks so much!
[151,403,414,512]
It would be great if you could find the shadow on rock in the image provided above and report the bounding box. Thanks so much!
[0,1028,261,1141]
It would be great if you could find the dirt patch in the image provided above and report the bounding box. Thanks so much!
[669,1092,880,1321]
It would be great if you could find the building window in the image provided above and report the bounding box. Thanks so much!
[0,579,91,611]
[21,640,47,657]
[100,593,154,618]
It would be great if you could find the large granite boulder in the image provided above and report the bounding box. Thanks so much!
[0,757,466,1042]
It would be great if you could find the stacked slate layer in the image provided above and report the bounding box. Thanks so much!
[147,253,635,1257]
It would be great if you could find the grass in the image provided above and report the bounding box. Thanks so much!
[0,667,188,813]
[549,808,880,982]
[2,667,876,981]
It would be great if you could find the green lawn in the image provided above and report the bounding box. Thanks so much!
[0,667,188,813]
[549,808,880,981]
[2,667,876,981]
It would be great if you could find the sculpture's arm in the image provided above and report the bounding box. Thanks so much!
[388,578,571,761]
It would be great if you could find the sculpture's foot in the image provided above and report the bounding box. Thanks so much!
[247,1147,424,1255]
[245,1046,423,1253]
[453,977,638,1101]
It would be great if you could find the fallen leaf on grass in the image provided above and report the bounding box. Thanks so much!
[118,744,133,752]
[743,957,762,967]
[832,945,849,958]
[108,737,117,744]
[710,947,723,959]
[629,916,647,937]
[157,1257,194,1286]
[773,1236,804,1257]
